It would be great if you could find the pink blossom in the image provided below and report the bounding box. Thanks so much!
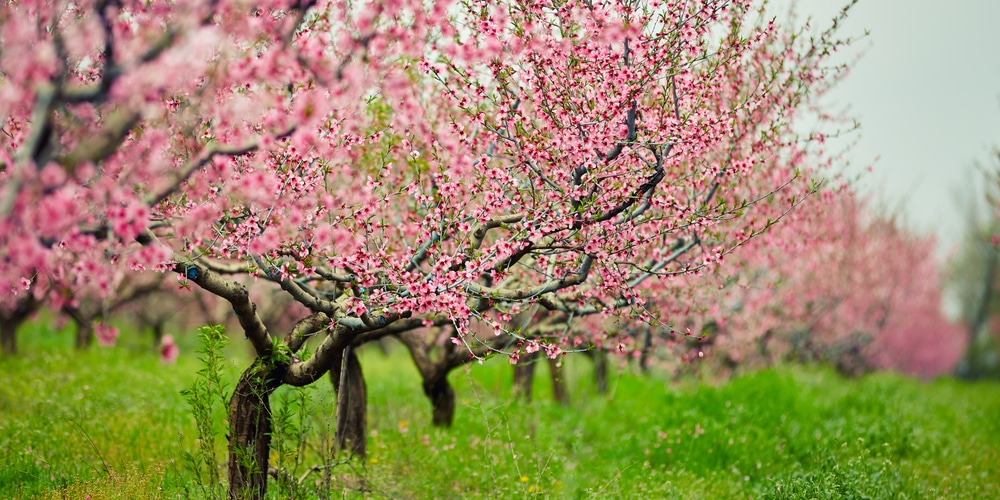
[94,324,119,347]
[160,334,179,364]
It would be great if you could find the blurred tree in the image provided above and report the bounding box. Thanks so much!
[949,150,1000,379]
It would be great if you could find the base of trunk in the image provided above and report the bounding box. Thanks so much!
[75,322,94,350]
[332,347,367,458]
[548,357,569,404]
[512,352,538,402]
[0,322,16,356]
[228,363,278,500]
[424,375,456,427]
[592,350,609,394]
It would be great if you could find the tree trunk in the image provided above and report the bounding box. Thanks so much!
[958,243,998,379]
[638,327,653,373]
[548,356,569,404]
[75,320,93,349]
[756,329,776,368]
[62,306,96,350]
[592,350,609,394]
[2,295,39,356]
[423,374,456,427]
[398,330,462,428]
[331,346,367,458]
[228,363,278,500]
[152,322,165,344]
[0,320,16,356]
[512,352,538,402]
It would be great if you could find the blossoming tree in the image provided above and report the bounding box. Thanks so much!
[1,0,856,496]
[678,187,966,378]
[951,149,1000,379]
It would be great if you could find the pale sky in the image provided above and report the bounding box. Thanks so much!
[786,0,1000,250]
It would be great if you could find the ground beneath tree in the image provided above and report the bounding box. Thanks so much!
[1,326,998,499]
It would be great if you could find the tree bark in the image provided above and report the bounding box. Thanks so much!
[228,363,279,500]
[638,327,653,373]
[0,320,17,356]
[74,320,94,349]
[1,294,39,356]
[592,350,609,394]
[398,330,461,428]
[62,304,97,350]
[512,351,538,402]
[151,321,165,344]
[548,356,569,404]
[331,346,367,458]
[423,374,456,427]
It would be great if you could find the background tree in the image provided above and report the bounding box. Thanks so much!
[949,150,1000,379]
[678,187,966,379]
[58,273,163,348]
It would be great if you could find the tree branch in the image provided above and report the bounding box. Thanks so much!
[172,263,274,357]
[145,125,296,206]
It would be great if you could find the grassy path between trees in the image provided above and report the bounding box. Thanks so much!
[1,325,998,498]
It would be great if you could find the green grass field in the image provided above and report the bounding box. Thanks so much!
[1,323,999,499]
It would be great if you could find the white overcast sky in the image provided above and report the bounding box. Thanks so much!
[781,0,1000,251]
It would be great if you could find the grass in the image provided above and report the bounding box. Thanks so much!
[1,322,999,498]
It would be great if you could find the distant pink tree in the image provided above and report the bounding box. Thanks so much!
[1,1,857,496]
[58,272,164,349]
[688,188,965,378]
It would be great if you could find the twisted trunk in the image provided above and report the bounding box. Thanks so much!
[399,331,461,427]
[228,362,279,500]
[423,373,456,427]
[331,346,367,457]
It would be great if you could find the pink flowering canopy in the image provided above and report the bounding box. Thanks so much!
[679,187,966,378]
[1,0,856,371]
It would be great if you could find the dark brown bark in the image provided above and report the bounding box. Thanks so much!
[512,351,539,402]
[228,363,279,500]
[423,374,456,427]
[592,349,610,394]
[1,294,40,356]
[0,320,17,356]
[548,356,569,404]
[151,322,165,344]
[398,330,462,428]
[638,327,653,373]
[331,346,367,458]
[61,304,98,350]
[74,320,94,349]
